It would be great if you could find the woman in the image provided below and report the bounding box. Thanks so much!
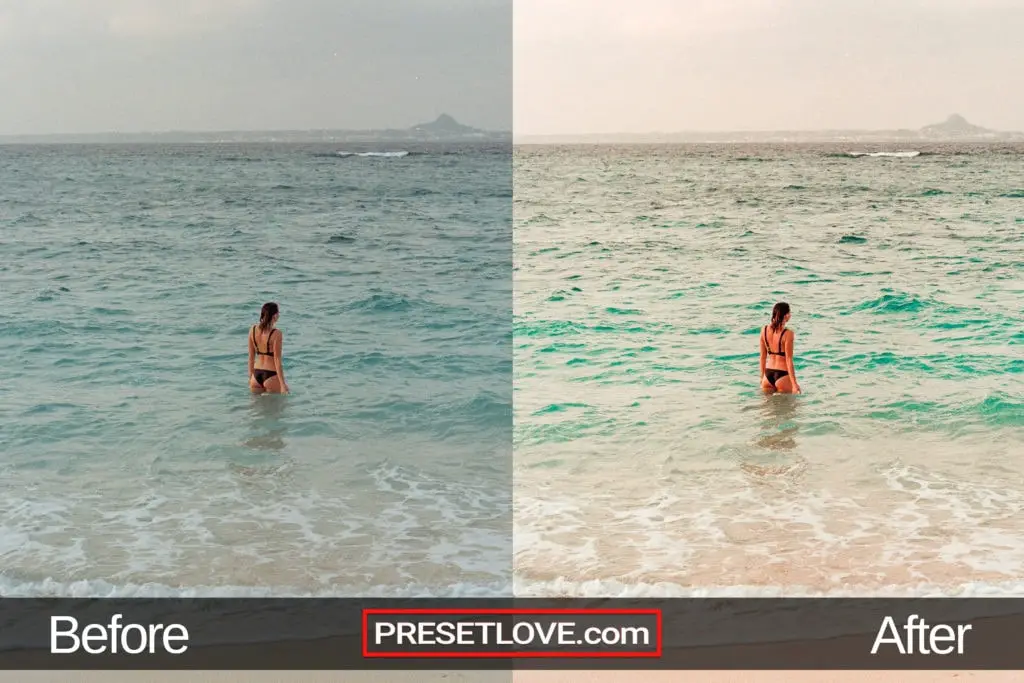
[759,301,801,395]
[248,302,289,394]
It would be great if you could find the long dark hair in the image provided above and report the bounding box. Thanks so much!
[769,302,790,332]
[258,302,279,332]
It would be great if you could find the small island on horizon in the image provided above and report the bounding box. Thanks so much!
[515,114,1024,144]
[0,114,510,144]
[5,113,1020,146]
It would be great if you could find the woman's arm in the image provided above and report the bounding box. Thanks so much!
[247,327,255,377]
[274,331,289,393]
[758,327,767,378]
[785,330,800,393]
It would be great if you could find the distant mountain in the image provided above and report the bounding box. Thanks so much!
[0,114,510,144]
[515,114,1023,144]
[412,114,479,135]
[919,114,994,138]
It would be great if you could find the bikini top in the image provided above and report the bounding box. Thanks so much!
[252,326,277,357]
[763,325,788,357]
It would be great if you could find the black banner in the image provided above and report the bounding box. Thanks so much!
[0,598,1021,669]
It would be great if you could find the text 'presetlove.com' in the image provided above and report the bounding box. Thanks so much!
[362,609,662,658]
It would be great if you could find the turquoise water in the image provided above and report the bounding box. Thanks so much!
[514,144,1024,596]
[0,143,512,596]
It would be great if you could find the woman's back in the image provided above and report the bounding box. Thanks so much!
[763,325,789,370]
[251,325,278,370]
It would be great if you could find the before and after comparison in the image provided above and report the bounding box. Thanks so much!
[0,0,1022,679]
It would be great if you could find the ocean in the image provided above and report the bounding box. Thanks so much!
[5,141,1022,602]
[0,142,512,598]
[514,143,1024,597]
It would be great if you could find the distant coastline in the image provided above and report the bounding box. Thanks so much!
[515,115,1024,144]
[0,114,510,144]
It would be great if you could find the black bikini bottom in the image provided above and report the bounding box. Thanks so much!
[765,369,789,389]
[253,369,277,387]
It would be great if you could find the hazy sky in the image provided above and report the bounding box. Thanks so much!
[0,0,510,134]
[515,0,1024,135]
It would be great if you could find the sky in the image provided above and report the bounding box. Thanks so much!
[4,1,1022,136]
[515,0,1024,135]
[0,0,510,134]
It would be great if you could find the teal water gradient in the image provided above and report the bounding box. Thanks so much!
[514,144,1024,596]
[0,143,512,596]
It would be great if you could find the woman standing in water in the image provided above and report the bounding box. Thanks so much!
[760,301,801,395]
[248,302,289,394]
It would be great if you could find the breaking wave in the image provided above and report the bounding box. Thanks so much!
[846,151,921,158]
[336,151,410,158]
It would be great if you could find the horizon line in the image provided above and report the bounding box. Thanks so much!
[513,117,1023,140]
[513,127,1023,139]
[0,121,510,138]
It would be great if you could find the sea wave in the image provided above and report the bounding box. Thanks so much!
[11,573,1024,600]
[848,291,943,314]
[0,576,511,599]
[514,577,1024,598]
[337,291,441,315]
[336,151,410,158]
[845,151,921,158]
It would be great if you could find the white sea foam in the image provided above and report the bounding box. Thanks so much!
[512,576,1024,598]
[335,151,409,158]
[0,575,512,598]
[846,151,921,158]
[0,458,510,594]
[514,444,1024,593]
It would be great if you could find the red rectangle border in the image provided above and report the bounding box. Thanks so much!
[362,608,663,658]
